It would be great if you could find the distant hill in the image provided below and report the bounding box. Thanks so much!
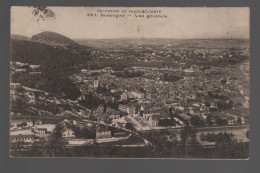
[11,34,30,41]
[11,31,91,69]
[31,31,79,46]
[76,38,250,50]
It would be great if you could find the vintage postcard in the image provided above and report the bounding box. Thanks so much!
[10,7,249,158]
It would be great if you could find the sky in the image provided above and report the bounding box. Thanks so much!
[11,7,249,39]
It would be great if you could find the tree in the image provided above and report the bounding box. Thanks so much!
[96,86,108,94]
[217,100,233,110]
[213,132,248,159]
[72,125,96,139]
[32,6,55,22]
[180,125,200,157]
[206,115,215,126]
[205,101,210,107]
[158,118,176,127]
[246,130,249,139]
[9,141,27,154]
[146,131,178,158]
[103,101,107,113]
[200,133,206,141]
[221,78,227,85]
[169,107,174,118]
[190,116,204,127]
[237,117,242,125]
[125,123,135,131]
[163,73,182,82]
[78,92,102,109]
[111,62,128,71]
[17,122,27,127]
[216,118,228,126]
[47,124,68,156]
[29,139,50,157]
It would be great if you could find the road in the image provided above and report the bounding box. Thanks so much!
[139,124,249,133]
[11,115,248,145]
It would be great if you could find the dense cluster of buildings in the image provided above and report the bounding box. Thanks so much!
[9,44,249,150]
[70,47,249,131]
[9,117,131,146]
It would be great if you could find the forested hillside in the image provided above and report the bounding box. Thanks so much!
[10,32,92,100]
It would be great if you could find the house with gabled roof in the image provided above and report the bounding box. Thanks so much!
[114,91,128,101]
[58,120,75,138]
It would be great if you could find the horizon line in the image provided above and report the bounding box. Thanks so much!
[10,32,249,40]
[73,37,250,40]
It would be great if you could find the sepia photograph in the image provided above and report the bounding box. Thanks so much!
[9,6,249,158]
